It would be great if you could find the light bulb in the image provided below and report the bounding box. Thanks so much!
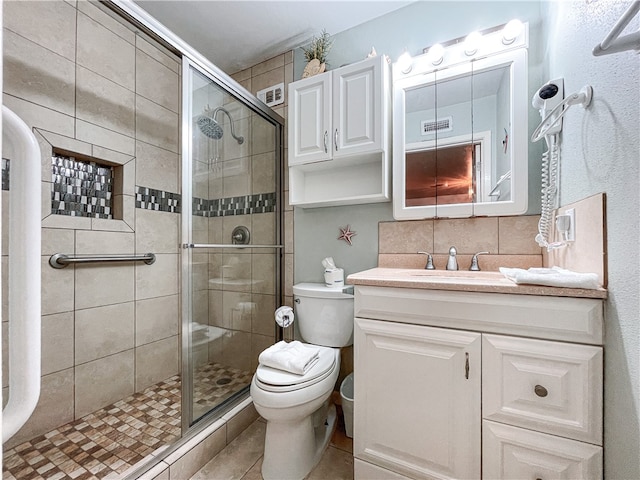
[397,50,412,74]
[428,43,444,65]
[464,31,483,56]
[502,19,523,45]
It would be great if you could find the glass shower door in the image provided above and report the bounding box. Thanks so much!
[182,60,283,427]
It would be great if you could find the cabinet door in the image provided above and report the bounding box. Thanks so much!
[288,72,331,165]
[332,55,386,157]
[483,420,602,479]
[483,334,603,444]
[354,318,481,479]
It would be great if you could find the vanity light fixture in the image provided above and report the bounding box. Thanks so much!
[395,21,527,80]
[502,19,524,45]
[427,43,445,65]
[464,31,483,56]
[397,50,413,74]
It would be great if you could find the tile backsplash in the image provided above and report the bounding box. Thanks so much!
[546,193,607,287]
[378,215,543,271]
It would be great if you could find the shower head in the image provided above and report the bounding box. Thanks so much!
[196,106,244,144]
[196,115,224,140]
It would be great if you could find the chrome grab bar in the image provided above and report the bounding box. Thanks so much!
[186,243,283,249]
[49,253,156,269]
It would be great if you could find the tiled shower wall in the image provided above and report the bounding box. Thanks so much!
[2,0,181,448]
[231,52,295,340]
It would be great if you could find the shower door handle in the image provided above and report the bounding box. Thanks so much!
[187,243,283,249]
[2,106,42,443]
[323,130,328,153]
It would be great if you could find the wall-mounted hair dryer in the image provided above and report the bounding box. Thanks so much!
[532,78,564,136]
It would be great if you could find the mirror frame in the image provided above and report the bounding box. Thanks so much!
[392,44,528,219]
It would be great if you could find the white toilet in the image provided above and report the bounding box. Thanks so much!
[250,283,354,480]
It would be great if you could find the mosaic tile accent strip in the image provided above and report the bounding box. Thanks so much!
[51,155,113,219]
[136,186,181,213]
[135,187,276,217]
[2,158,10,191]
[192,192,277,217]
[2,362,253,480]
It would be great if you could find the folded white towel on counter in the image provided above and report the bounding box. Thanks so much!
[499,266,601,290]
[259,340,320,375]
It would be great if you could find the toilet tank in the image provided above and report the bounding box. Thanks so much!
[293,283,354,347]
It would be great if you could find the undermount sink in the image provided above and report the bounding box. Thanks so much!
[409,270,505,280]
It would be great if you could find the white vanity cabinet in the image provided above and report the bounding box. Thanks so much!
[353,285,604,480]
[287,55,390,207]
[355,319,481,479]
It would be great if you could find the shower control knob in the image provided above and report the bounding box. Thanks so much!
[231,226,250,245]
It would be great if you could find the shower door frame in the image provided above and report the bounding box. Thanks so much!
[181,56,284,432]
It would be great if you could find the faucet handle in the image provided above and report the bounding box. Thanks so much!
[417,251,435,270]
[469,251,489,271]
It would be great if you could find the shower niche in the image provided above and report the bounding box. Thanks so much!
[50,151,120,220]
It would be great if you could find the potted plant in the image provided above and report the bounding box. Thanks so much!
[302,29,333,78]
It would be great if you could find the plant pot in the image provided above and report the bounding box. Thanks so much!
[302,59,326,79]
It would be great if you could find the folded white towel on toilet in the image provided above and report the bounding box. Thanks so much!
[259,340,320,375]
[499,266,601,289]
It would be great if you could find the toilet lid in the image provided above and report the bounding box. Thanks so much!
[256,345,337,388]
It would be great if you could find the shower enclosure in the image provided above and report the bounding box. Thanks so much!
[1,1,283,477]
[181,59,283,429]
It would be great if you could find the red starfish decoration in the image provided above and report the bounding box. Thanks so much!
[338,225,357,245]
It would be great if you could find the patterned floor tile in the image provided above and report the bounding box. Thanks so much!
[2,363,251,480]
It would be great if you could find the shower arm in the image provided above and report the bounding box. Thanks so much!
[212,107,245,144]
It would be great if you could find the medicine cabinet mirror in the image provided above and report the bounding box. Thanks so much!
[392,27,529,219]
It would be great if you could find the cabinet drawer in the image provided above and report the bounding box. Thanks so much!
[483,334,602,444]
[483,421,602,479]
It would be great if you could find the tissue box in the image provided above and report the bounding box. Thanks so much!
[324,268,344,287]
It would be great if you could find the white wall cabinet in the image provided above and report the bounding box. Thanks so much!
[288,55,390,207]
[353,286,604,480]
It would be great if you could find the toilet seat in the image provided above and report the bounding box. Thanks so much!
[255,346,337,393]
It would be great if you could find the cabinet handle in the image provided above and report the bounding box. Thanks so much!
[334,129,339,151]
[465,352,469,379]
[534,385,548,397]
[323,130,328,153]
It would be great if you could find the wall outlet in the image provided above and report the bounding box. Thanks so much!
[556,208,576,242]
[565,208,576,242]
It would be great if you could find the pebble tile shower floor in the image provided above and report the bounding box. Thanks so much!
[2,364,253,480]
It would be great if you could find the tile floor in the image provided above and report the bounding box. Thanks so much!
[2,363,253,480]
[191,399,354,480]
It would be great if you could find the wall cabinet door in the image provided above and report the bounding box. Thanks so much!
[354,318,481,480]
[288,73,331,165]
[332,56,384,156]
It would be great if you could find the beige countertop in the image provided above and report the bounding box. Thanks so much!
[347,268,608,299]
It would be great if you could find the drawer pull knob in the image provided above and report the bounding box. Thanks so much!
[534,385,548,397]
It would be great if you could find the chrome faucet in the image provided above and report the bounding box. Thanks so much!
[469,251,489,271]
[417,251,435,270]
[446,246,458,270]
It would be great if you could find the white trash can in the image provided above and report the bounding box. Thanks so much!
[340,372,354,438]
